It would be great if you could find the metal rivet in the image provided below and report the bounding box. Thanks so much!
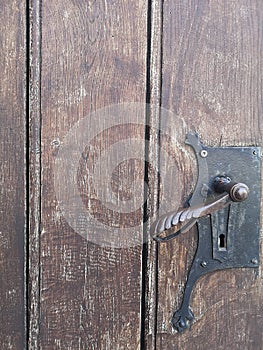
[251,258,258,265]
[200,261,207,267]
[200,150,208,158]
[179,320,185,328]
[252,150,257,156]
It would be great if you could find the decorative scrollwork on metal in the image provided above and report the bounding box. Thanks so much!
[151,133,261,333]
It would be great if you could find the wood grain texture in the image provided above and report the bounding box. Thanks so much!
[0,1,26,349]
[28,0,42,349]
[143,1,163,349]
[38,1,148,349]
[27,0,263,348]
[150,1,263,349]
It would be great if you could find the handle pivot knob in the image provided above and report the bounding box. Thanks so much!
[213,176,249,202]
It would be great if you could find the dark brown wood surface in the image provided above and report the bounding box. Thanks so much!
[32,1,148,349]
[0,1,26,349]
[146,1,263,349]
[1,1,263,349]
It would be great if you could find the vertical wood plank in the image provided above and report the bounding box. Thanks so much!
[36,1,148,349]
[151,1,263,349]
[28,0,42,348]
[143,1,163,349]
[0,1,26,349]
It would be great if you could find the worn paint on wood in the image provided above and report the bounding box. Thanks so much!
[0,1,26,349]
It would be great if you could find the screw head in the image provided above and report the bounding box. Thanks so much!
[251,258,258,265]
[178,320,186,328]
[200,150,208,158]
[200,261,207,267]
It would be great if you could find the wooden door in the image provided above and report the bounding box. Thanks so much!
[1,1,262,349]
[0,1,27,349]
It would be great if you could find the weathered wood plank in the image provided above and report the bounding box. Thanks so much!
[37,1,148,349]
[0,1,26,349]
[143,1,163,349]
[28,0,42,349]
[151,1,263,348]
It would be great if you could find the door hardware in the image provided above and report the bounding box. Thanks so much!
[152,133,261,333]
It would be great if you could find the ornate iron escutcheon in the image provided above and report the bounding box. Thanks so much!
[152,133,261,333]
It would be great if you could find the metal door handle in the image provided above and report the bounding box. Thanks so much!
[151,133,261,333]
[153,176,249,243]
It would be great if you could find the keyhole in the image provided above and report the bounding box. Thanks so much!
[219,234,226,249]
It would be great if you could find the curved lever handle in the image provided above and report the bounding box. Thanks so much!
[151,132,260,333]
[152,176,249,242]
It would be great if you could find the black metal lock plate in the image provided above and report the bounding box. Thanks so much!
[152,133,261,333]
[192,134,261,270]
